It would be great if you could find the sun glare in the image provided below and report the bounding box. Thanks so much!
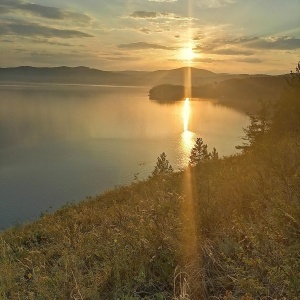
[181,47,195,62]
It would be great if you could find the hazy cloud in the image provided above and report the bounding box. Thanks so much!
[0,6,9,14]
[130,11,158,18]
[234,57,262,63]
[129,11,192,20]
[14,48,26,52]
[118,42,175,50]
[198,0,236,8]
[195,35,300,57]
[100,55,140,61]
[134,27,152,34]
[0,0,91,23]
[233,36,300,50]
[29,38,76,47]
[133,26,168,34]
[210,48,254,56]
[148,0,177,2]
[194,57,222,63]
[194,37,228,53]
[0,21,93,38]
[196,38,253,55]
[22,50,97,66]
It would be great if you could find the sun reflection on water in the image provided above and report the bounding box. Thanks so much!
[183,97,190,132]
[180,97,195,165]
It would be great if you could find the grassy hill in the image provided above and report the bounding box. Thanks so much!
[0,69,299,299]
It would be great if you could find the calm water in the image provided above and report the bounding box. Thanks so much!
[0,84,249,229]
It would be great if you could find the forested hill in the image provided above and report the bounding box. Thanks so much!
[149,75,287,113]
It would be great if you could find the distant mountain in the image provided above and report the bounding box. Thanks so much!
[0,66,254,87]
[0,66,131,85]
[151,67,215,78]
[0,65,289,113]
[117,67,217,86]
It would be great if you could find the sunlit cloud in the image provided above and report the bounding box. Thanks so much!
[118,42,176,50]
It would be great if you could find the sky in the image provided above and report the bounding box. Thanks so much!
[0,0,299,74]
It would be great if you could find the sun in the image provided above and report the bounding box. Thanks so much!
[180,47,195,62]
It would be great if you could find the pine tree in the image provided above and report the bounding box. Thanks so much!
[236,101,271,152]
[189,137,210,166]
[151,152,173,177]
[209,147,219,160]
[272,61,300,133]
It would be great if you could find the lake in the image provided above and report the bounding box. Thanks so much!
[0,84,249,229]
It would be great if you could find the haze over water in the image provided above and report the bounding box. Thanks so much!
[0,84,248,229]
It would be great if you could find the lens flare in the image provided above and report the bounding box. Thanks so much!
[178,1,203,294]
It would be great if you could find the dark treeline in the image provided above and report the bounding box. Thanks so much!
[0,64,299,299]
[149,76,287,113]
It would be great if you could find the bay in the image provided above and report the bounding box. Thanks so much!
[0,84,249,229]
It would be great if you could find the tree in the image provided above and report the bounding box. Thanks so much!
[289,61,300,82]
[151,152,173,177]
[209,147,219,160]
[236,101,271,152]
[272,61,300,133]
[189,138,210,166]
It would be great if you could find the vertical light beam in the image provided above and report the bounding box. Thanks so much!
[178,0,203,298]
[183,97,190,132]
